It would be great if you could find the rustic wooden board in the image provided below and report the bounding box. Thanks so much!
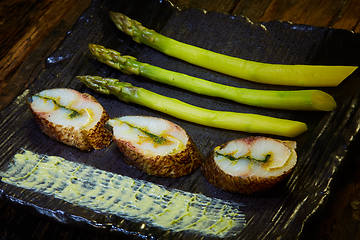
[0,0,360,239]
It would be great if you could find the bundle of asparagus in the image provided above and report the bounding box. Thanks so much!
[78,12,359,137]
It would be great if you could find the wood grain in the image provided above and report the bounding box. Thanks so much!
[0,0,90,110]
[171,0,360,32]
[331,0,360,32]
[233,0,273,20]
[0,0,90,90]
[0,0,359,240]
[170,0,238,13]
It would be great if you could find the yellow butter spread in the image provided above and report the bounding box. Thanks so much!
[0,150,246,237]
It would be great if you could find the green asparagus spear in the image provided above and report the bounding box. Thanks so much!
[109,12,357,87]
[78,75,307,137]
[89,44,336,111]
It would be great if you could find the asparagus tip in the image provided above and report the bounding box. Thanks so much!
[88,43,104,56]
[88,43,97,49]
[88,44,141,75]
[109,11,121,19]
[77,75,112,95]
[109,11,145,44]
[88,43,121,57]
[109,11,127,31]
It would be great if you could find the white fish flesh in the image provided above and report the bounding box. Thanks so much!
[108,116,202,177]
[202,137,297,193]
[29,88,111,150]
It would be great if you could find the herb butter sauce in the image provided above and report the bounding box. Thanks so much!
[0,150,246,237]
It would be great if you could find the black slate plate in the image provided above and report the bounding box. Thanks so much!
[0,0,360,239]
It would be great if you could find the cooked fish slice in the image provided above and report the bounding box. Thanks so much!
[202,137,297,194]
[29,88,111,150]
[108,116,202,177]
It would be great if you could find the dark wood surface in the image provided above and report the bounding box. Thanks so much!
[0,0,359,239]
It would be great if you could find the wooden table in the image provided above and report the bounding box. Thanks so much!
[1,0,359,239]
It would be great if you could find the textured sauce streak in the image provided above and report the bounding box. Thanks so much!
[0,150,246,237]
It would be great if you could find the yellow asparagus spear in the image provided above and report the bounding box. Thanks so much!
[78,75,308,137]
[110,12,357,87]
